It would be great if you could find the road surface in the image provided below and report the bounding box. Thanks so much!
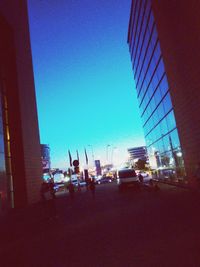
[1,182,200,267]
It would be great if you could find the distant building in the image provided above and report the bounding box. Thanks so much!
[95,160,102,176]
[127,0,200,180]
[128,146,147,162]
[41,144,51,173]
[0,1,42,211]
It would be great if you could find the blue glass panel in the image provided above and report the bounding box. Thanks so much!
[133,0,146,55]
[0,116,3,135]
[0,134,4,153]
[156,103,165,121]
[159,118,168,136]
[159,75,168,97]
[0,94,2,117]
[170,129,180,149]
[162,134,170,152]
[166,110,176,132]
[155,58,165,82]
[163,92,172,114]
[0,152,5,172]
[154,88,162,106]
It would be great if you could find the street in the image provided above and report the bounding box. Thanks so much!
[1,182,200,267]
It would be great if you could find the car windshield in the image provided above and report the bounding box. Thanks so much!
[118,169,136,178]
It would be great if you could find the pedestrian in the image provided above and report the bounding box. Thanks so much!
[40,181,57,220]
[86,178,90,191]
[40,181,49,201]
[89,178,96,199]
[49,178,56,199]
[77,183,81,192]
[68,181,75,200]
[138,173,144,184]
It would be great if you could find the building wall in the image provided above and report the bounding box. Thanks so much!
[0,1,42,207]
[152,1,200,176]
[127,0,185,178]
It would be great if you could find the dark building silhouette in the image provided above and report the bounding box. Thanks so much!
[127,0,200,180]
[41,144,51,173]
[0,1,42,211]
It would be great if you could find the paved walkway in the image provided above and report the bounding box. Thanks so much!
[1,182,200,267]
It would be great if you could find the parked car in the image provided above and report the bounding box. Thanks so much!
[79,181,86,187]
[97,177,112,184]
[117,168,139,191]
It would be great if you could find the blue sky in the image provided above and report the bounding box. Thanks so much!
[28,0,145,168]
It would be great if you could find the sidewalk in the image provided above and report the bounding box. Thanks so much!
[0,196,64,250]
[152,176,199,191]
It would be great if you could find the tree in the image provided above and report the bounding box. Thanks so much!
[135,159,147,170]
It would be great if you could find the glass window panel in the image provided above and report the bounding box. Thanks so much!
[166,110,176,131]
[157,139,165,154]
[152,111,158,126]
[0,152,6,172]
[163,117,169,134]
[162,134,170,152]
[154,41,161,61]
[154,88,162,106]
[135,0,146,42]
[0,95,2,117]
[159,75,169,97]
[163,92,172,114]
[170,129,180,149]
[0,134,4,153]
[157,103,165,121]
[0,117,3,135]
[155,58,165,82]
[156,123,162,140]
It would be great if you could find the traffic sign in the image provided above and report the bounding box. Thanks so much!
[73,160,79,167]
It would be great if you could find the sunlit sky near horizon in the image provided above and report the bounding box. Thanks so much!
[28,0,145,169]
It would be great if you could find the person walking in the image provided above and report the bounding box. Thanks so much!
[138,172,144,184]
[68,181,75,201]
[89,178,96,199]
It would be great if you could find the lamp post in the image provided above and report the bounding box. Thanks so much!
[111,146,117,166]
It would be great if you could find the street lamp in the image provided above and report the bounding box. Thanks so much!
[111,146,117,165]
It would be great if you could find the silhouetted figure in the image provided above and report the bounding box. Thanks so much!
[68,182,75,200]
[49,179,56,199]
[77,183,81,192]
[86,178,90,191]
[40,181,49,201]
[148,179,160,192]
[138,173,144,184]
[40,181,57,220]
[89,178,96,199]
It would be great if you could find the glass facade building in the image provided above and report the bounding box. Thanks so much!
[0,89,7,208]
[127,0,185,178]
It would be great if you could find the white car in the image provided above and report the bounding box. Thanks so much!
[117,168,139,191]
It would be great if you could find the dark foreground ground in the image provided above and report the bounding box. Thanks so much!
[1,182,200,267]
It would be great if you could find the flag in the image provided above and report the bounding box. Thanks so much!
[68,149,72,167]
[76,149,79,162]
[84,148,88,165]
